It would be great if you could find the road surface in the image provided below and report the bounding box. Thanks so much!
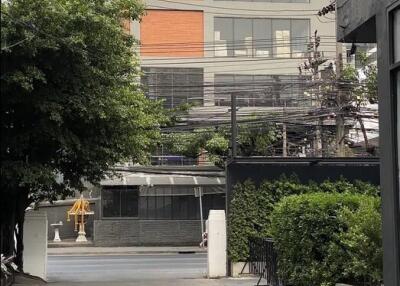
[47,253,207,283]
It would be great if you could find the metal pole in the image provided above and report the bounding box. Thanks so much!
[198,187,204,237]
[231,93,237,158]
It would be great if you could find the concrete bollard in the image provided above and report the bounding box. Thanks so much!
[207,210,227,278]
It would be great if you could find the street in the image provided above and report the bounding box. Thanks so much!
[48,253,207,282]
[45,253,258,286]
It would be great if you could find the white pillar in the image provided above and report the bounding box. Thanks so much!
[23,210,47,280]
[207,210,227,278]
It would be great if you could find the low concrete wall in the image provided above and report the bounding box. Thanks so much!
[94,219,202,246]
[38,199,99,240]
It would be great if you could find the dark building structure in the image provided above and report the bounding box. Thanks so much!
[41,166,225,246]
[337,1,400,285]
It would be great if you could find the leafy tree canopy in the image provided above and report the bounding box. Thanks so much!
[161,123,279,167]
[1,0,165,204]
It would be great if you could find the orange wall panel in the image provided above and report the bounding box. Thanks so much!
[140,10,204,57]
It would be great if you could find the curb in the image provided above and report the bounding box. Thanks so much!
[47,250,207,256]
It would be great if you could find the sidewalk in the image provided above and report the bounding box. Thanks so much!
[16,277,259,286]
[47,246,207,256]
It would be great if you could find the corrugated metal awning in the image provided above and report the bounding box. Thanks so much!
[100,172,225,187]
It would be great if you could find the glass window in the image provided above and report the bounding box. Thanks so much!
[233,18,253,57]
[214,18,309,58]
[159,72,173,108]
[214,18,234,57]
[254,75,273,106]
[291,19,309,58]
[253,19,272,57]
[141,67,204,109]
[102,189,121,217]
[235,75,254,106]
[120,189,139,217]
[102,187,139,217]
[273,19,291,58]
[215,74,234,106]
[214,74,311,107]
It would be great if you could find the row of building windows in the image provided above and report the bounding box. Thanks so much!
[102,186,225,220]
[214,18,310,58]
[214,74,311,107]
[141,67,311,108]
[141,67,204,109]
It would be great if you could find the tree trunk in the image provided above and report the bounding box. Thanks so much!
[0,187,30,271]
[357,116,369,152]
[14,189,30,271]
[336,114,346,156]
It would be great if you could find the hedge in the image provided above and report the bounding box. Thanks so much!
[227,176,379,262]
[270,193,382,286]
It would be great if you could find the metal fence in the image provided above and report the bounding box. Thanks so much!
[248,238,283,286]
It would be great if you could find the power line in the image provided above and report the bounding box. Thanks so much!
[152,0,328,12]
[138,35,337,47]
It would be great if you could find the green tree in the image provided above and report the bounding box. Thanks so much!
[1,0,165,269]
[161,123,279,167]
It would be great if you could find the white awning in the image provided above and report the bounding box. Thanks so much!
[100,172,225,187]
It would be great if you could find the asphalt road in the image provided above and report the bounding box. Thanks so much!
[47,253,207,283]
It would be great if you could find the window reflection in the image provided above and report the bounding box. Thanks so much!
[141,67,204,109]
[214,74,311,107]
[214,18,309,58]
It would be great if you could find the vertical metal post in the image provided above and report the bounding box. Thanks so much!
[231,93,237,158]
[199,187,204,237]
[195,187,204,238]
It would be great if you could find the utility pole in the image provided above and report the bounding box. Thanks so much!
[282,102,288,157]
[310,30,323,157]
[336,43,346,156]
[230,93,237,158]
[282,124,287,157]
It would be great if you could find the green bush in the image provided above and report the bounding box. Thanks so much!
[269,193,382,286]
[228,175,309,262]
[227,176,379,262]
[338,199,382,284]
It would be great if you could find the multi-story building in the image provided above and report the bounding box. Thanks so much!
[45,1,337,247]
[131,0,336,116]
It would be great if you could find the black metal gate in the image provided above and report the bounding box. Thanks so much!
[248,238,283,286]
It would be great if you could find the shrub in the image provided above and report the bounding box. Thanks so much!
[269,193,382,286]
[227,176,379,262]
[228,175,308,262]
[338,199,382,285]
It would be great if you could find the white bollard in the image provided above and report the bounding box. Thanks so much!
[23,210,48,280]
[207,210,227,278]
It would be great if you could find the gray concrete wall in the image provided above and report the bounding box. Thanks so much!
[94,219,202,246]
